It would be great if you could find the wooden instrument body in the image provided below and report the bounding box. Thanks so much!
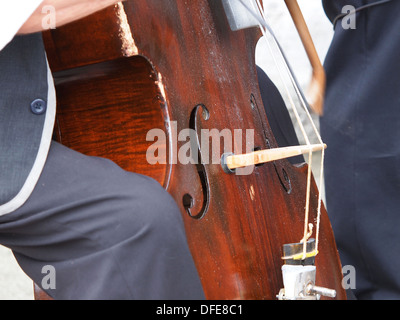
[42,0,346,299]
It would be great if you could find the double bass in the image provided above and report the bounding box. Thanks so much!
[36,0,346,299]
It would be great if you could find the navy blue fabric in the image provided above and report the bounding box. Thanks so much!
[0,34,48,205]
[321,0,400,299]
[0,142,205,300]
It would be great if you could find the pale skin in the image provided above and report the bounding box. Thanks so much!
[18,0,123,34]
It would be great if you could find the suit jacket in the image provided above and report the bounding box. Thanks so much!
[321,0,400,299]
[0,34,56,215]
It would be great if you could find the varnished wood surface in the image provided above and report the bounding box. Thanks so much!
[39,0,346,300]
[53,56,168,186]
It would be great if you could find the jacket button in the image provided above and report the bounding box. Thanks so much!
[30,99,47,115]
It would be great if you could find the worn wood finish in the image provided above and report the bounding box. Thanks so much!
[40,0,346,300]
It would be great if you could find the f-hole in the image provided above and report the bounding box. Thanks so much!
[182,104,211,220]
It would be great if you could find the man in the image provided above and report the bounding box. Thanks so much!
[0,0,205,300]
[321,0,400,299]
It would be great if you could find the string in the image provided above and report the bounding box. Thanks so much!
[252,1,316,258]
[239,0,325,259]
[258,1,326,255]
[254,0,310,146]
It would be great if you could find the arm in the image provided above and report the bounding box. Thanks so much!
[18,0,123,34]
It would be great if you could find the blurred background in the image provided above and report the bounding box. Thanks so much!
[0,0,333,299]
